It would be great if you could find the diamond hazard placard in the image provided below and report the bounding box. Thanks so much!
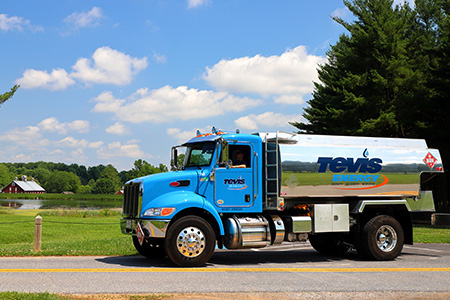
[423,152,437,169]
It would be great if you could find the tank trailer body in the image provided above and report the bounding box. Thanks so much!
[121,130,444,266]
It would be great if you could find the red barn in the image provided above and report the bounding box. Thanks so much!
[1,177,45,194]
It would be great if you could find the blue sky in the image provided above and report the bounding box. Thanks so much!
[0,0,412,171]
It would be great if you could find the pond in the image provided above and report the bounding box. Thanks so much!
[0,198,123,210]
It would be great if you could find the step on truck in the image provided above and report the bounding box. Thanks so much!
[121,128,444,267]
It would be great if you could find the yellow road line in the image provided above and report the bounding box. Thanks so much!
[1,267,450,273]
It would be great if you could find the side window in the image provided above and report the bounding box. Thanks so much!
[229,145,251,168]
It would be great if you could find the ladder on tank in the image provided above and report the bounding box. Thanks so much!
[264,132,281,210]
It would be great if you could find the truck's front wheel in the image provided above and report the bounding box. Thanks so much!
[358,215,404,260]
[165,216,216,267]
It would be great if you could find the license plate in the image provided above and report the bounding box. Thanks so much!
[126,219,132,229]
[136,222,145,246]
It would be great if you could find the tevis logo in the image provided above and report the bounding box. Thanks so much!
[317,156,383,173]
[224,177,247,190]
[224,178,246,185]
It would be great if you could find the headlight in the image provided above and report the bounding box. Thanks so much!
[143,207,176,217]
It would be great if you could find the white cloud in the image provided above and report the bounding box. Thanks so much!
[0,126,48,146]
[16,47,148,90]
[203,45,325,105]
[92,86,262,123]
[153,52,167,64]
[16,69,75,90]
[331,7,351,19]
[71,47,148,85]
[167,126,213,143]
[234,112,304,131]
[64,7,104,29]
[56,136,89,148]
[97,141,148,159]
[38,117,90,134]
[0,14,43,32]
[187,0,210,8]
[106,122,130,135]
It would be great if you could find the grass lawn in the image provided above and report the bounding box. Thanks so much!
[0,208,136,256]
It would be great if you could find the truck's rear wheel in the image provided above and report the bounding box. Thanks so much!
[309,233,351,256]
[165,216,216,267]
[133,236,166,258]
[358,215,404,260]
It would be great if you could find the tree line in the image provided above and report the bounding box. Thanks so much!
[0,160,168,194]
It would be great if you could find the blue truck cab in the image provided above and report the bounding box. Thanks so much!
[121,128,444,267]
[121,129,266,266]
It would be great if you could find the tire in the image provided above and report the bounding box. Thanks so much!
[132,236,166,259]
[165,216,216,267]
[358,215,404,261]
[309,233,351,256]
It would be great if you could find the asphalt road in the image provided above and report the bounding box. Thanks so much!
[0,242,449,294]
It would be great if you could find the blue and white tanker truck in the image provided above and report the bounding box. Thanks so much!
[121,129,444,266]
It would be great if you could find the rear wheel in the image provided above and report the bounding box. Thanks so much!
[309,233,351,256]
[165,216,216,267]
[357,215,404,260]
[132,236,166,258]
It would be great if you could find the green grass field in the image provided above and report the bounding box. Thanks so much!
[0,208,135,256]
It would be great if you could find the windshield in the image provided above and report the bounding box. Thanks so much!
[184,142,216,167]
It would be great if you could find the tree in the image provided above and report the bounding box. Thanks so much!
[92,178,116,194]
[99,164,121,191]
[0,164,14,187]
[0,85,19,108]
[44,171,81,193]
[293,0,419,137]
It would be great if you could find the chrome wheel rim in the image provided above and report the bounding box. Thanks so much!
[176,226,205,258]
[376,225,397,252]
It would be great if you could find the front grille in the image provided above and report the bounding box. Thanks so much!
[123,183,141,217]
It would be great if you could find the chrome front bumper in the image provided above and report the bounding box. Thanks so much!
[120,218,171,238]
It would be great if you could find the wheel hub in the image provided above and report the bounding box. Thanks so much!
[376,225,397,252]
[176,226,205,258]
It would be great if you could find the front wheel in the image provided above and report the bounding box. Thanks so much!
[165,216,216,267]
[358,215,404,260]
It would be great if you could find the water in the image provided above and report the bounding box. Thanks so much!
[0,199,122,210]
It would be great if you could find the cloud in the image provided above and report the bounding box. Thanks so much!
[0,126,48,146]
[16,69,75,90]
[331,7,351,19]
[97,141,148,159]
[234,112,304,131]
[64,7,104,29]
[16,47,148,89]
[71,47,148,85]
[203,45,326,105]
[92,86,262,123]
[187,0,210,8]
[38,117,90,134]
[167,126,213,143]
[0,14,43,32]
[106,122,130,135]
[153,52,167,64]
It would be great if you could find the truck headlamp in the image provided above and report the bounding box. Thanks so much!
[143,207,176,217]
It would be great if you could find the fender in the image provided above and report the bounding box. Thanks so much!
[141,190,225,235]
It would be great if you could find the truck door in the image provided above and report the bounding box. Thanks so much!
[214,143,257,212]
